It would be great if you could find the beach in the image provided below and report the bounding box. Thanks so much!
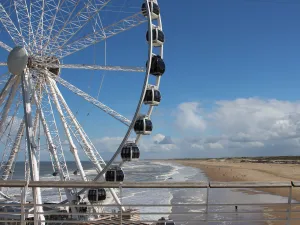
[172,158,300,224]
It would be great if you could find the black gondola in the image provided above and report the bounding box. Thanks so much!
[105,166,124,182]
[144,88,161,106]
[121,142,140,161]
[73,169,80,176]
[77,202,87,213]
[134,116,153,135]
[88,188,106,202]
[146,28,165,46]
[52,171,58,176]
[146,55,165,76]
[156,217,176,225]
[141,2,160,19]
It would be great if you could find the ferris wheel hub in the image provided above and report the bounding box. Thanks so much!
[27,56,61,76]
[7,46,28,75]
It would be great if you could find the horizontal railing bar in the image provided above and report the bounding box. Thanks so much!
[27,218,299,223]
[27,202,294,207]
[1,180,300,188]
[0,202,295,208]
[210,181,292,188]
[33,210,291,216]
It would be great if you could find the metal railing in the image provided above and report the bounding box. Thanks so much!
[0,180,299,224]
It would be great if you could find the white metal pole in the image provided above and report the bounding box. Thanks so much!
[21,70,45,225]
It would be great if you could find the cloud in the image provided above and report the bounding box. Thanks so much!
[152,134,165,144]
[158,136,174,145]
[93,136,124,152]
[180,98,300,157]
[207,142,223,149]
[175,102,206,131]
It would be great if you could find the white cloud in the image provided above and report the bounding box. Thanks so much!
[93,136,124,152]
[175,102,206,131]
[171,98,300,157]
[152,134,165,144]
[191,144,204,149]
[206,142,223,149]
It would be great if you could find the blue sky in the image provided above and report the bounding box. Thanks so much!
[1,0,300,159]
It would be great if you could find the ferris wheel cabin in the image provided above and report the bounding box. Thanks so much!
[121,142,140,162]
[144,88,161,106]
[147,55,165,76]
[134,116,153,135]
[105,166,124,182]
[141,2,160,19]
[156,217,176,225]
[147,28,165,47]
[88,188,106,202]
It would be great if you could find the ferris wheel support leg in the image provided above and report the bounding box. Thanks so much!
[32,89,76,205]
[0,76,21,134]
[46,77,88,182]
[50,79,125,211]
[21,70,45,225]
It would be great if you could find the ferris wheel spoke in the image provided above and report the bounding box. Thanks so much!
[41,0,80,52]
[51,80,124,208]
[41,0,75,54]
[38,80,71,182]
[40,62,145,73]
[55,12,147,59]
[0,4,28,49]
[13,0,35,50]
[1,119,25,181]
[32,83,76,203]
[46,0,111,56]
[0,76,19,106]
[0,41,12,52]
[50,73,131,126]
[46,76,88,182]
[32,0,46,54]
[51,79,105,169]
[0,77,21,134]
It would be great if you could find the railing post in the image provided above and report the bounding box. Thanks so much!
[119,183,123,225]
[286,186,292,225]
[34,188,38,225]
[21,187,25,225]
[206,185,209,223]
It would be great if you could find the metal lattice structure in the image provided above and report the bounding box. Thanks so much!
[0,0,165,223]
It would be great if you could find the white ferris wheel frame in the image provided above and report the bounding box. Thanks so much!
[0,0,164,221]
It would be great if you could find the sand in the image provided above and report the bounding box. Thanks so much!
[172,159,300,225]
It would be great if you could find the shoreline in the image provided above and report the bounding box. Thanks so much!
[171,159,300,225]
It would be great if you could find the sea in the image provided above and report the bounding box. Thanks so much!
[1,160,293,224]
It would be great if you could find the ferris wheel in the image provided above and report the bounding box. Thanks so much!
[0,0,165,222]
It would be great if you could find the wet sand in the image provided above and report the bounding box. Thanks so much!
[172,159,300,225]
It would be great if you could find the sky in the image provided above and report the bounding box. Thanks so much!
[1,0,300,160]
